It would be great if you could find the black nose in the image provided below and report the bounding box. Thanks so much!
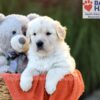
[36,41,43,48]
[19,37,26,44]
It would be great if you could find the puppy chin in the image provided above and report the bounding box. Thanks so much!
[36,47,53,57]
[36,49,48,57]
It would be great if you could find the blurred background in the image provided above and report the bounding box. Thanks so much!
[0,0,100,99]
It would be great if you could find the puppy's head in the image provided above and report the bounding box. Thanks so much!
[27,16,67,57]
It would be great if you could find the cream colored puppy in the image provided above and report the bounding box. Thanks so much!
[20,16,76,95]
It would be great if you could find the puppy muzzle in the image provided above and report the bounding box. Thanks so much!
[36,40,44,50]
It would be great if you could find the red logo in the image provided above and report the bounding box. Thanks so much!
[83,0,93,11]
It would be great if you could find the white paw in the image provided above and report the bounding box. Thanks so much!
[45,80,57,95]
[20,77,33,92]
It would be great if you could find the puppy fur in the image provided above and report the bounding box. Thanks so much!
[20,16,76,94]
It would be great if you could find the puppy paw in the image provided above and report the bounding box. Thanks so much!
[45,80,57,95]
[20,77,33,92]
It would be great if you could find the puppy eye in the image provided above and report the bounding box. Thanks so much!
[46,32,51,36]
[33,33,36,36]
[12,31,16,35]
[23,32,26,36]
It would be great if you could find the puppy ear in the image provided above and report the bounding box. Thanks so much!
[27,13,40,21]
[55,21,67,40]
[0,13,5,23]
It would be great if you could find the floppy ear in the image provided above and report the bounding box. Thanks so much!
[55,21,67,40]
[0,13,5,23]
[27,13,40,21]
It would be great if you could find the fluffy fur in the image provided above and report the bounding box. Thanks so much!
[20,16,76,94]
[11,13,40,53]
[0,13,29,73]
[11,35,29,53]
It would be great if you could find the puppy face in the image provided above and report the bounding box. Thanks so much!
[27,16,67,57]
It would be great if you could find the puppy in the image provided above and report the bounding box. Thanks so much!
[20,16,76,95]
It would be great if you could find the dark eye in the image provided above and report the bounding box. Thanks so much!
[23,32,26,36]
[33,33,36,36]
[12,31,16,35]
[46,32,51,36]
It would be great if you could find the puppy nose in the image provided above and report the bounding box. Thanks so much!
[36,41,43,48]
[19,37,26,44]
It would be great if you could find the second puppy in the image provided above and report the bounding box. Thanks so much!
[20,16,76,95]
